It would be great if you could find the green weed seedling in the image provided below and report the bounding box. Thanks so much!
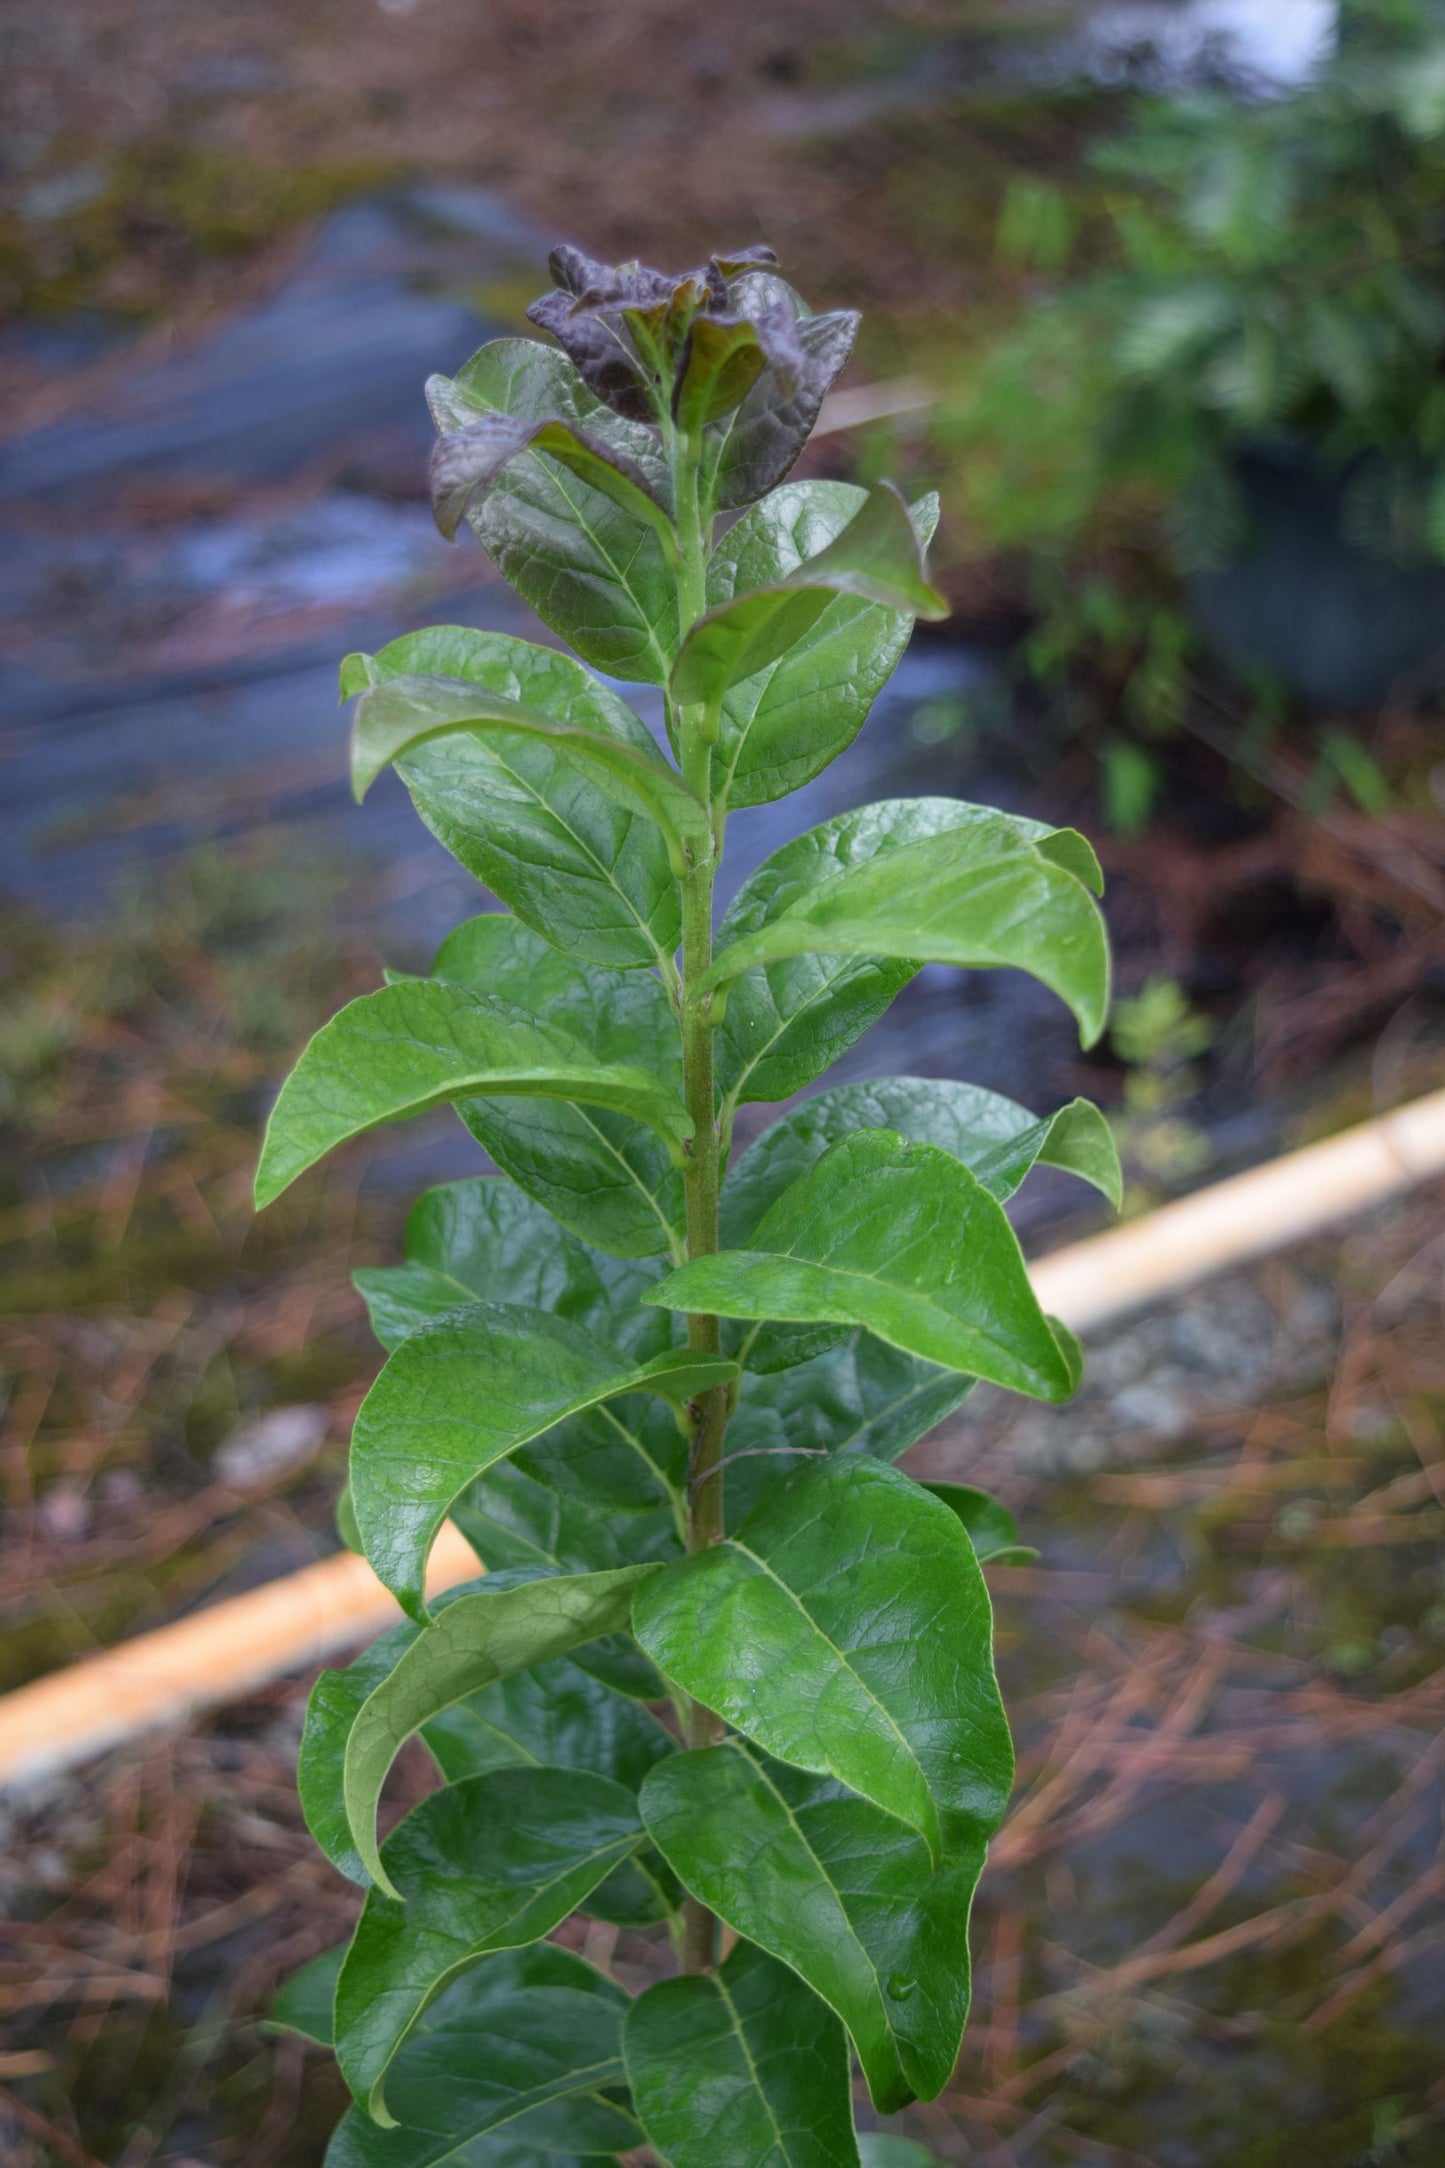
[258,241,1117,2164]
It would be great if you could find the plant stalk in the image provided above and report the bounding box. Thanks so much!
[670,420,728,1973]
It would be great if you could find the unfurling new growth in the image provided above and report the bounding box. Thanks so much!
[258,240,1117,2166]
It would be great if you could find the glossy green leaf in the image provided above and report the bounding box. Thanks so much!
[713,797,1096,1110]
[462,1513,675,1680]
[350,1299,730,1615]
[634,1455,1012,1861]
[721,1332,976,1526]
[448,1473,674,1705]
[354,1170,671,1360]
[648,1131,1079,1403]
[431,917,684,1259]
[430,409,675,555]
[356,1168,685,1528]
[924,1484,1034,1565]
[453,1454,680,1575]
[421,1651,673,1790]
[300,1614,426,1884]
[299,1576,485,1886]
[341,626,679,972]
[672,484,946,723]
[327,1945,638,2166]
[704,812,1111,1049]
[721,1077,1121,1248]
[675,313,770,432]
[578,1845,683,1929]
[705,483,940,809]
[705,294,860,511]
[625,1938,859,2168]
[355,1172,642,1352]
[334,1766,642,2120]
[349,672,705,868]
[254,980,691,1210]
[428,340,678,683]
[336,1480,363,1553]
[342,1566,660,1893]
[641,1742,987,2111]
[268,1943,344,2045]
[476,1390,685,1528]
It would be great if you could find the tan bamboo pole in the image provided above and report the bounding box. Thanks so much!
[1,1086,1443,1791]
[0,1522,482,1790]
[1031,1084,1445,1333]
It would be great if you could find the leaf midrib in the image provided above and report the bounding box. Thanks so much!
[712,1966,798,2167]
[423,2052,631,2164]
[734,1743,897,2073]
[721,1536,933,1841]
[724,1250,1052,1387]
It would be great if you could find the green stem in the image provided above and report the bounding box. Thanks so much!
[670,421,729,1974]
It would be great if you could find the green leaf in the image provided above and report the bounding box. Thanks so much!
[704,483,940,809]
[451,1408,683,1582]
[625,1938,860,2167]
[671,484,946,725]
[334,1767,642,2121]
[580,1845,683,1929]
[713,797,1099,1109]
[634,1456,1012,1862]
[721,1077,1121,1246]
[354,1170,673,1362]
[268,1943,344,2045]
[453,1454,680,1574]
[704,811,1111,1049]
[342,626,680,971]
[421,1650,674,1790]
[356,1169,687,1527]
[300,1636,417,1886]
[424,1639,682,1926]
[430,409,676,555]
[336,1480,363,1553]
[641,1742,987,2111]
[350,1299,731,1615]
[924,1483,1033,1564]
[705,296,860,511]
[300,1585,670,1889]
[300,1566,634,1883]
[722,1333,976,1526]
[348,671,706,870]
[675,313,770,432]
[648,1130,1079,1403]
[428,340,679,683]
[431,917,684,1259]
[254,979,691,1210]
[342,1566,661,1893]
[326,1946,639,2166]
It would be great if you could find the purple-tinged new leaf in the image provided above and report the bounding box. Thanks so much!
[430,412,674,554]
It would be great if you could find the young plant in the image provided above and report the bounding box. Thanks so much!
[259,241,1117,2165]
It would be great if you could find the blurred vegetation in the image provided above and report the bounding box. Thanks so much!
[921,0,1445,825]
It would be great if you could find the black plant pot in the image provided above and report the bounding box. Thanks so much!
[1188,445,1445,709]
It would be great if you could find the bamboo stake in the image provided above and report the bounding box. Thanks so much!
[1030,1085,1445,1333]
[2,1087,1443,1791]
[0,1523,481,1790]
